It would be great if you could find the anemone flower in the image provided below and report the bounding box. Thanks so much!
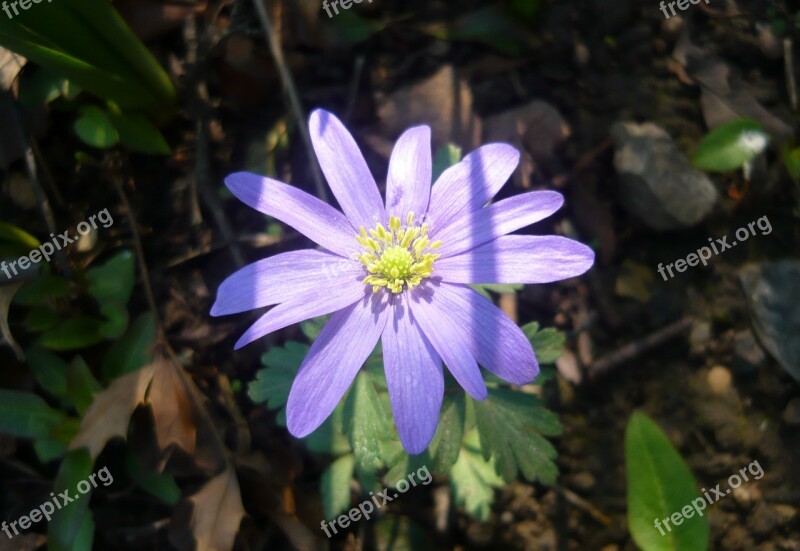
[211,109,594,453]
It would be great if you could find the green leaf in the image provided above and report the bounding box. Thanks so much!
[373,518,432,551]
[450,429,504,521]
[300,315,329,341]
[97,303,129,339]
[321,453,355,519]
[470,283,523,299]
[49,448,95,551]
[14,272,70,307]
[625,412,709,551]
[305,402,352,456]
[0,389,66,439]
[24,306,60,332]
[125,450,180,504]
[101,312,156,381]
[781,145,800,180]
[39,316,107,350]
[34,438,69,462]
[19,67,69,106]
[428,393,465,473]
[74,106,118,149]
[248,341,309,425]
[106,109,170,155]
[27,346,70,398]
[67,356,102,416]
[86,250,135,305]
[344,371,392,472]
[0,220,40,248]
[473,388,562,483]
[432,143,462,182]
[330,10,388,45]
[691,119,768,172]
[522,323,566,365]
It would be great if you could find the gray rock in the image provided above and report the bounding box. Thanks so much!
[739,260,800,382]
[611,122,719,230]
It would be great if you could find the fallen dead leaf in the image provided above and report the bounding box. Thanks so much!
[69,361,156,459]
[187,467,246,551]
[147,355,199,457]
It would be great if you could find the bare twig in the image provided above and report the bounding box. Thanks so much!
[588,317,693,379]
[784,38,798,111]
[557,485,612,526]
[344,55,366,123]
[252,0,328,201]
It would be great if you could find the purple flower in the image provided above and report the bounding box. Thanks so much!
[212,109,594,453]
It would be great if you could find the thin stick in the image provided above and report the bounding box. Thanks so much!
[785,38,798,111]
[252,0,328,201]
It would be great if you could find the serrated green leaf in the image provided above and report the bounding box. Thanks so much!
[49,448,95,551]
[450,429,504,520]
[530,326,566,365]
[0,389,66,439]
[74,106,119,148]
[429,393,465,473]
[248,341,308,425]
[432,143,462,182]
[39,316,106,351]
[101,312,156,381]
[692,119,767,172]
[321,453,355,519]
[473,388,561,483]
[626,412,709,551]
[345,371,392,472]
[87,250,135,305]
[300,315,329,341]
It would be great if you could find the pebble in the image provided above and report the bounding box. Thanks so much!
[707,366,733,395]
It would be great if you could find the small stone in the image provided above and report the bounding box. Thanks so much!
[782,398,800,426]
[689,320,712,355]
[732,329,768,374]
[707,366,733,395]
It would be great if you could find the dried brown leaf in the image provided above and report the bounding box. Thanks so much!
[188,467,246,551]
[148,356,198,456]
[69,362,155,459]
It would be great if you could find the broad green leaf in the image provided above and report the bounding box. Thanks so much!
[125,450,180,505]
[26,346,70,398]
[0,220,40,248]
[305,402,352,456]
[626,412,709,551]
[106,109,170,155]
[450,430,504,520]
[39,316,106,350]
[373,518,432,551]
[74,106,118,149]
[14,272,70,307]
[692,119,768,172]
[428,393,465,473]
[0,389,66,439]
[248,341,308,425]
[473,388,561,483]
[344,371,392,472]
[49,448,95,551]
[101,312,156,380]
[24,306,59,332]
[97,303,129,339]
[67,356,102,416]
[432,143,462,182]
[522,323,566,365]
[34,438,69,462]
[321,453,355,519]
[86,250,135,305]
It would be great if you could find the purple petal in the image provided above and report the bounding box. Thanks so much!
[435,235,595,284]
[408,287,487,400]
[286,295,389,438]
[309,109,386,229]
[433,190,564,258]
[234,282,368,350]
[211,250,364,316]
[382,295,443,454]
[424,282,538,385]
[427,144,519,231]
[225,172,359,257]
[385,126,432,218]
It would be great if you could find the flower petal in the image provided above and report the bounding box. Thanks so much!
[225,172,359,257]
[211,249,364,316]
[427,144,519,231]
[435,235,595,284]
[382,295,443,454]
[385,126,432,218]
[286,294,389,438]
[423,282,538,384]
[408,286,487,400]
[234,281,368,350]
[309,109,386,229]
[433,190,564,258]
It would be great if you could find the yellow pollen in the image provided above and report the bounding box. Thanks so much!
[357,212,441,294]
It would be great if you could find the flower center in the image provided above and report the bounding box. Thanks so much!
[356,212,441,294]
